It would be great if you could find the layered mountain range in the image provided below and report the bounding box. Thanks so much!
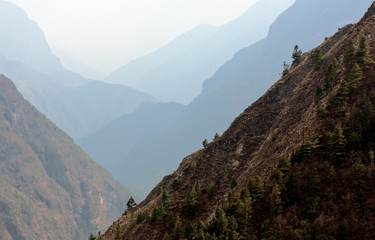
[106,0,296,104]
[0,0,157,139]
[100,2,375,239]
[80,0,374,198]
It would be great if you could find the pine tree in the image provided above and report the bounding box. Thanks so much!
[203,139,209,148]
[345,63,363,91]
[184,221,194,239]
[126,197,137,211]
[88,234,97,240]
[172,216,182,240]
[213,133,221,141]
[281,61,290,76]
[356,35,374,67]
[292,45,302,65]
[248,176,264,200]
[328,123,347,163]
[182,184,199,217]
[307,167,321,196]
[344,40,355,72]
[312,48,324,70]
[270,184,282,215]
[285,164,302,204]
[194,181,201,194]
[327,165,337,182]
[212,209,229,239]
[325,58,338,89]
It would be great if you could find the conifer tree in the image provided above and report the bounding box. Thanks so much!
[88,234,97,240]
[345,63,363,91]
[184,221,194,239]
[126,197,137,211]
[344,40,355,72]
[248,176,264,200]
[312,48,324,70]
[356,35,374,67]
[194,181,201,195]
[182,183,200,217]
[270,184,282,215]
[292,45,302,65]
[281,61,290,76]
[213,133,221,141]
[327,165,337,182]
[325,58,338,89]
[307,167,321,196]
[203,139,209,148]
[329,123,347,163]
[172,216,182,240]
[285,164,302,203]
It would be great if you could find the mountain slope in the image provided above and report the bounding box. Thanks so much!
[0,0,63,74]
[51,45,105,80]
[115,0,374,198]
[106,0,296,104]
[78,102,185,174]
[0,55,158,138]
[0,75,134,239]
[100,2,375,239]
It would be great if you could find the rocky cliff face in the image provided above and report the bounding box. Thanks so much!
[0,75,132,239]
[100,2,375,240]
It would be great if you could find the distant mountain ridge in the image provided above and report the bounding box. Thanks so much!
[91,0,374,198]
[0,0,63,75]
[106,0,296,104]
[0,1,158,138]
[0,74,132,239]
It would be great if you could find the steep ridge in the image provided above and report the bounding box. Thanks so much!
[116,0,374,198]
[100,2,375,239]
[0,75,133,239]
[106,0,295,104]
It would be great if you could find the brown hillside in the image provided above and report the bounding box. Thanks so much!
[101,2,375,240]
[0,75,132,239]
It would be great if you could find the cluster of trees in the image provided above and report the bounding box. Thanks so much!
[281,45,303,76]
[189,36,375,240]
[203,133,221,148]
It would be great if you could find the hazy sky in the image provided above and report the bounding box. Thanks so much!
[6,0,259,75]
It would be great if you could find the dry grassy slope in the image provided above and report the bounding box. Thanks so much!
[101,2,375,240]
[0,75,131,240]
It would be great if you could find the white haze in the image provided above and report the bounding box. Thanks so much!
[5,0,259,76]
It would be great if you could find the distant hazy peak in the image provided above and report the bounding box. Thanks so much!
[0,0,63,74]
